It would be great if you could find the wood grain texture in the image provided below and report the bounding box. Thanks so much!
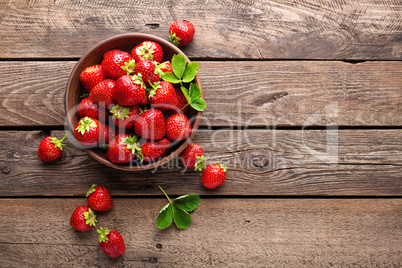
[0,130,401,196]
[0,198,401,267]
[0,0,401,60]
[0,61,401,127]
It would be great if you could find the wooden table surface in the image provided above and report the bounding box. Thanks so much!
[1,0,401,267]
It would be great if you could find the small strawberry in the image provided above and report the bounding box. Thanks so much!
[89,79,116,108]
[113,74,146,106]
[78,98,100,119]
[98,227,125,258]
[180,143,205,170]
[201,163,227,189]
[165,113,191,141]
[131,41,163,63]
[102,50,135,80]
[134,108,166,140]
[86,184,113,212]
[106,134,143,164]
[158,61,173,74]
[134,59,160,86]
[100,124,115,145]
[175,88,189,114]
[110,105,140,129]
[70,206,97,232]
[169,21,195,46]
[141,138,171,162]
[148,81,179,110]
[37,132,68,162]
[74,117,103,146]
[80,64,106,91]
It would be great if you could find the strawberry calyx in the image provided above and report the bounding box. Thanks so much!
[83,207,97,227]
[97,227,110,243]
[110,104,130,119]
[121,58,136,75]
[217,162,227,173]
[75,117,97,135]
[155,61,167,77]
[147,81,162,98]
[122,135,144,162]
[138,42,155,60]
[50,132,68,151]
[194,155,206,171]
[131,73,146,89]
[169,31,181,46]
[86,184,97,198]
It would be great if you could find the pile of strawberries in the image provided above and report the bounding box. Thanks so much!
[70,185,125,258]
[75,40,193,165]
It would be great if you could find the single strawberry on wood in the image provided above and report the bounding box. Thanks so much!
[70,206,97,232]
[98,227,125,258]
[37,132,68,162]
[86,184,113,212]
[180,143,205,170]
[169,21,195,46]
[201,163,227,189]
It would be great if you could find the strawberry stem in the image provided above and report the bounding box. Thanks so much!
[158,185,173,204]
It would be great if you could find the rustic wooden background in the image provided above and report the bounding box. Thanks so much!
[0,0,401,267]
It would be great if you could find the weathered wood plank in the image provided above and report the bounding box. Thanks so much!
[0,130,401,196]
[0,198,401,267]
[0,0,401,60]
[0,61,401,127]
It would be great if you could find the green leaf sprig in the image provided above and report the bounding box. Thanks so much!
[156,186,200,230]
[162,54,206,111]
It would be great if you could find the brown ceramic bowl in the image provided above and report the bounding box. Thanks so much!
[65,33,202,171]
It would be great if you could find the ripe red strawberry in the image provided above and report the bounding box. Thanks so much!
[175,88,189,114]
[139,94,150,106]
[141,138,171,162]
[159,61,173,74]
[86,184,113,212]
[80,64,106,91]
[74,117,102,146]
[134,108,165,140]
[100,124,115,145]
[131,41,163,63]
[78,98,100,119]
[113,74,146,106]
[201,163,227,189]
[149,81,179,110]
[103,49,122,60]
[102,50,135,80]
[98,227,125,258]
[89,79,116,108]
[180,143,205,170]
[70,206,97,232]
[110,105,140,129]
[169,21,195,46]
[165,113,191,141]
[106,134,143,164]
[37,133,67,162]
[134,59,160,86]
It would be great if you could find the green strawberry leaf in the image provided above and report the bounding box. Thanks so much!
[162,72,181,84]
[156,203,174,229]
[182,62,199,83]
[174,194,200,212]
[190,98,207,111]
[189,83,201,102]
[181,86,192,104]
[172,54,187,79]
[172,204,192,230]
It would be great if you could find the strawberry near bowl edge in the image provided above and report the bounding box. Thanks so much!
[64,33,203,171]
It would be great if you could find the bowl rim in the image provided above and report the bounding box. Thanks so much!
[65,33,202,171]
